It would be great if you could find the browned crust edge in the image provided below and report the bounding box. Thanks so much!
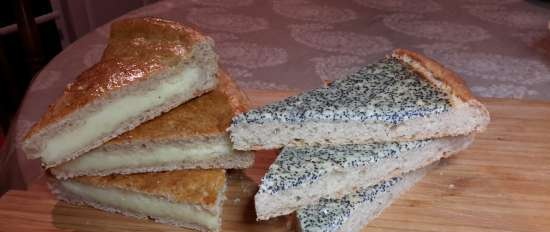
[392,49,490,130]
[391,48,474,102]
[23,17,211,141]
[217,69,250,115]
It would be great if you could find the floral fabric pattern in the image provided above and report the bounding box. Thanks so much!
[26,0,550,99]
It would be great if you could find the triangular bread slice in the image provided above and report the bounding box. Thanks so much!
[297,168,427,232]
[255,135,473,220]
[229,49,489,150]
[49,169,226,232]
[22,17,218,167]
[50,71,254,179]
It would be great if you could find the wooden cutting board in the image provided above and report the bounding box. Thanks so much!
[1,90,549,232]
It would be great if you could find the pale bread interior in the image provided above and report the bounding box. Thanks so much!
[50,178,224,232]
[23,42,217,167]
[255,135,472,220]
[42,66,206,164]
[229,50,490,151]
[51,136,254,178]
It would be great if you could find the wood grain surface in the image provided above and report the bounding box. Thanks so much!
[1,90,549,232]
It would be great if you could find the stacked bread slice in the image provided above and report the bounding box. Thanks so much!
[229,49,490,231]
[22,17,253,232]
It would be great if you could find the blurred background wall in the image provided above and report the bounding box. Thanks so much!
[0,0,158,142]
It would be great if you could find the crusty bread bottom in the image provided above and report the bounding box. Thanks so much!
[48,177,226,232]
[255,135,473,220]
[51,151,254,179]
[231,100,488,151]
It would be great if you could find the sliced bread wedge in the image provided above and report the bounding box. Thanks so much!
[229,49,489,150]
[22,17,218,167]
[255,135,473,220]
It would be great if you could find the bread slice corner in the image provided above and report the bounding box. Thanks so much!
[297,167,429,232]
[391,48,490,129]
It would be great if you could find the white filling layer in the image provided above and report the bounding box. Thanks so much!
[42,67,202,165]
[60,142,233,173]
[61,180,218,230]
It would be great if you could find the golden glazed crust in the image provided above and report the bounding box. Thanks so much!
[217,70,250,115]
[392,49,474,102]
[74,169,225,207]
[108,70,249,143]
[102,17,204,61]
[24,17,208,140]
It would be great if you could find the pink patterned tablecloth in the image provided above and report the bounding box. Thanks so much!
[3,0,550,189]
